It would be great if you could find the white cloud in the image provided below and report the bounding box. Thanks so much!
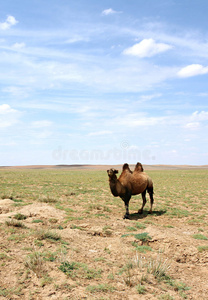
[139,93,162,102]
[102,8,121,15]
[0,15,18,30]
[123,38,172,58]
[178,64,208,78]
[191,111,208,121]
[0,104,22,128]
[115,113,168,127]
[12,42,25,49]
[88,130,112,136]
[3,86,30,98]
[66,36,89,44]
[184,111,208,130]
[31,120,53,128]
[184,122,200,130]
[0,104,17,114]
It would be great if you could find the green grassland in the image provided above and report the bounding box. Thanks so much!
[1,168,207,221]
[0,167,208,299]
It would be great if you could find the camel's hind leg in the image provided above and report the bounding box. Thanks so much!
[147,186,154,214]
[138,190,147,214]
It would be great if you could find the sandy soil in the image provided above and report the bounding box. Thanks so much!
[0,165,208,299]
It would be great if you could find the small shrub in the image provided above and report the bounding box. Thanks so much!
[135,223,146,229]
[0,287,22,298]
[104,247,111,254]
[35,229,61,241]
[103,225,113,236]
[0,253,12,261]
[121,233,134,238]
[119,261,137,287]
[192,234,207,240]
[174,281,190,292]
[49,218,58,223]
[134,232,152,244]
[198,228,204,232]
[40,274,53,287]
[43,251,57,262]
[59,261,102,279]
[5,219,26,228]
[24,251,45,277]
[82,264,102,279]
[12,199,23,203]
[32,219,43,223]
[126,226,137,231]
[86,284,115,293]
[132,242,152,253]
[1,194,13,200]
[167,279,190,292]
[70,224,84,230]
[39,195,57,203]
[13,213,27,220]
[159,295,174,300]
[59,261,78,276]
[198,245,208,252]
[147,255,171,280]
[136,284,146,294]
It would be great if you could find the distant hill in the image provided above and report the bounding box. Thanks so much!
[0,164,208,170]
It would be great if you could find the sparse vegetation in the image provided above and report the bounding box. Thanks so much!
[198,245,208,252]
[39,195,57,203]
[147,255,171,280]
[32,219,44,223]
[5,219,26,228]
[0,167,207,299]
[24,251,45,277]
[59,260,102,279]
[134,222,146,229]
[59,261,78,276]
[86,283,115,293]
[136,284,146,294]
[13,213,27,220]
[132,242,152,253]
[192,234,208,240]
[35,229,61,241]
[134,232,152,244]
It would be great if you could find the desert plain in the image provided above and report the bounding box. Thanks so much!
[0,164,208,299]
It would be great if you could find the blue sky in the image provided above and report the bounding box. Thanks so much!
[0,0,208,166]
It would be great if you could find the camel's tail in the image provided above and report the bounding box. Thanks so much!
[147,177,154,194]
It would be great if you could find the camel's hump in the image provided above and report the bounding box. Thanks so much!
[134,162,144,172]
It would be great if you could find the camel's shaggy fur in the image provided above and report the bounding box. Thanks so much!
[107,162,154,219]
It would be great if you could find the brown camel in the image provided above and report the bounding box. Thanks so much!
[107,162,154,219]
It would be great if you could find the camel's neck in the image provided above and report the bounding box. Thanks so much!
[109,176,125,197]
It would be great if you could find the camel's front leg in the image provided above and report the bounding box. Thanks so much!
[122,191,131,219]
[138,190,147,214]
[124,202,130,219]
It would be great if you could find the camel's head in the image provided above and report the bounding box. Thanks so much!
[107,168,118,179]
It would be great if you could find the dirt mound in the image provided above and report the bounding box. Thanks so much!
[0,202,66,224]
